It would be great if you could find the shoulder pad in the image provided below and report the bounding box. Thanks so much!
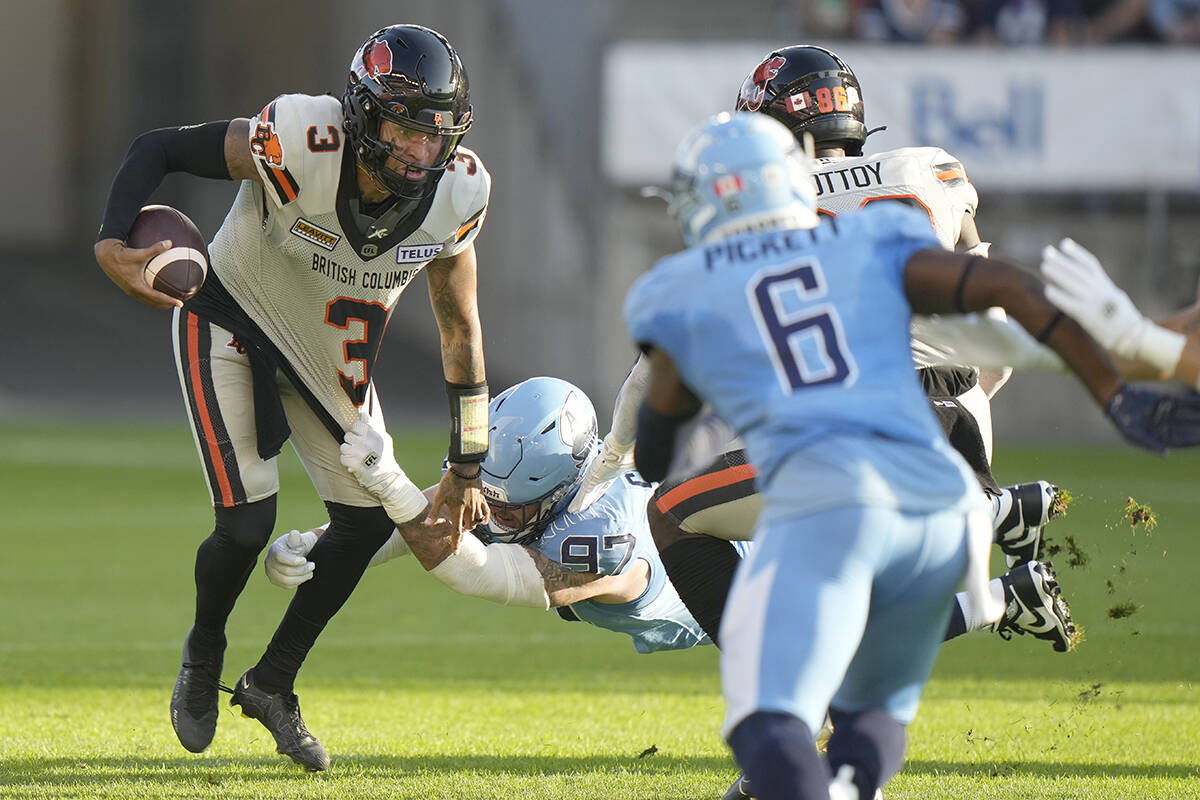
[435,147,492,254]
[249,94,344,210]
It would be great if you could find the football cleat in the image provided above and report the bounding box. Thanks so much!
[720,771,754,800]
[170,628,229,753]
[994,561,1079,653]
[230,669,330,771]
[993,481,1060,567]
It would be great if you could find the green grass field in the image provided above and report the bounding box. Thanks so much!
[1,423,1198,799]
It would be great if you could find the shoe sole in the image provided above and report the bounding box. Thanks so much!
[1008,562,1078,652]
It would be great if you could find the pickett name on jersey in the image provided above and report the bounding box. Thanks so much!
[812,162,883,196]
[703,229,819,270]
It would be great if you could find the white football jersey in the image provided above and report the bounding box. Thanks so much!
[207,93,490,428]
[813,146,981,370]
[812,146,978,250]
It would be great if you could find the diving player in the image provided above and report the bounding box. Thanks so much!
[267,377,722,654]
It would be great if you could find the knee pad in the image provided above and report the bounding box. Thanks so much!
[212,495,277,553]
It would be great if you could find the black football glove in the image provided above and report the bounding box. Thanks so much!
[1104,384,1200,454]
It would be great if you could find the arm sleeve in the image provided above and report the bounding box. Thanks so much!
[97,121,232,242]
[426,534,550,609]
[909,311,1065,371]
[367,528,412,568]
[607,354,652,446]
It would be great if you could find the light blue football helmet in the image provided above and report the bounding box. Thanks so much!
[668,111,819,247]
[477,377,599,544]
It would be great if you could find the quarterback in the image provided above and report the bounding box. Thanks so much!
[93,25,491,770]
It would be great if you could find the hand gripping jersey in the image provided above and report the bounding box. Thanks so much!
[811,146,981,371]
[534,474,712,653]
[625,203,978,515]
[205,93,490,431]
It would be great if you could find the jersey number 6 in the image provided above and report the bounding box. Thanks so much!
[748,260,857,393]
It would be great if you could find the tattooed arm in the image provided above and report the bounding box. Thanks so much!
[424,244,489,538]
[524,549,650,607]
[425,244,485,385]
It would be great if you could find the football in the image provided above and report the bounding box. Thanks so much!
[127,205,209,301]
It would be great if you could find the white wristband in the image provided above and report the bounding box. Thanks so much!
[1133,323,1186,376]
[375,471,429,524]
[428,535,550,609]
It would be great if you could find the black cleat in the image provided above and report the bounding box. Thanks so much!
[994,561,1079,653]
[720,771,754,800]
[230,668,330,771]
[994,481,1060,567]
[170,628,228,753]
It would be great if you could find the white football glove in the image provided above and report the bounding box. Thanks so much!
[264,530,317,589]
[568,433,635,514]
[1040,238,1184,373]
[340,416,428,524]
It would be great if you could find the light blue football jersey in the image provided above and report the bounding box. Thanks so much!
[624,203,978,515]
[534,474,712,653]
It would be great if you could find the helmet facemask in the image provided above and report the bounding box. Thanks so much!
[345,84,469,201]
[468,378,600,546]
[343,25,472,204]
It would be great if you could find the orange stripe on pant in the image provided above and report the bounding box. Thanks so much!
[187,313,236,507]
[655,463,757,514]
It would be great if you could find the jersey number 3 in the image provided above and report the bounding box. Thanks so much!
[326,297,389,406]
[749,260,857,393]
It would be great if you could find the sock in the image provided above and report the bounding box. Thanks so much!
[942,601,968,641]
[826,708,906,799]
[944,579,1006,641]
[727,711,829,800]
[992,487,1016,544]
[192,497,277,653]
[658,536,742,646]
[253,502,394,695]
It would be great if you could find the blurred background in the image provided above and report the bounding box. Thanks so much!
[2,0,1198,443]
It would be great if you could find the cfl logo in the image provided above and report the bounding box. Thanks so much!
[362,452,379,468]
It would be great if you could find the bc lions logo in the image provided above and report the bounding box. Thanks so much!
[362,40,393,80]
[250,122,284,167]
[737,55,786,113]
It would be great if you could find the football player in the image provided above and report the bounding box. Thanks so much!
[624,111,1197,800]
[93,25,492,770]
[574,45,1075,663]
[264,376,1053,654]
[267,377,725,654]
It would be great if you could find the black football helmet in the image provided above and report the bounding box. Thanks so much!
[343,25,472,202]
[734,45,866,156]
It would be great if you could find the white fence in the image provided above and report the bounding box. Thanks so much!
[603,43,1200,192]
